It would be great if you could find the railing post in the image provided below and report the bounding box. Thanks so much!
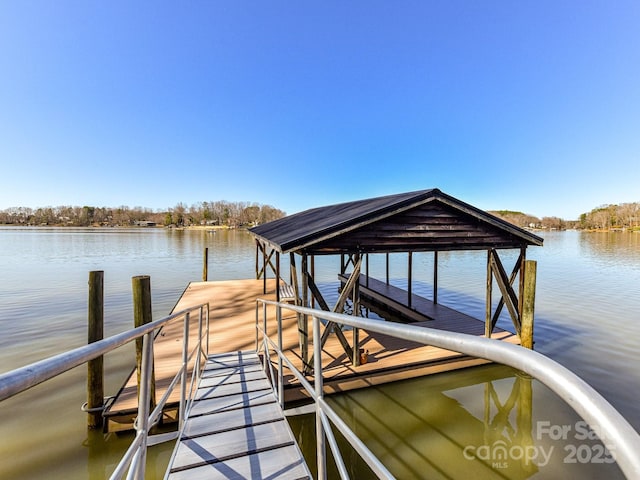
[179,312,190,429]
[313,314,326,480]
[205,303,210,358]
[277,304,284,408]
[132,275,155,410]
[87,270,104,430]
[196,307,204,384]
[255,303,259,352]
[262,302,268,370]
[133,331,153,479]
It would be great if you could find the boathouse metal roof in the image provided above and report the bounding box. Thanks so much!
[249,188,543,255]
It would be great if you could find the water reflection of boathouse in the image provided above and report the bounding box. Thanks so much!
[249,188,543,390]
[289,365,537,479]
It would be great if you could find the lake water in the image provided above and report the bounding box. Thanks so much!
[0,227,638,479]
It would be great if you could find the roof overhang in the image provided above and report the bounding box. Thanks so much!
[249,189,543,255]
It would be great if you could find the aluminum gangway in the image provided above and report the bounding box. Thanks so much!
[164,350,311,479]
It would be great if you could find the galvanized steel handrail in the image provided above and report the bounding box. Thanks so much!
[255,299,640,480]
[0,302,210,480]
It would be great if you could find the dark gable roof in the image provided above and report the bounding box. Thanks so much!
[249,188,543,254]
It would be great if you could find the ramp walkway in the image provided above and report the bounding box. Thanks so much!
[165,350,311,480]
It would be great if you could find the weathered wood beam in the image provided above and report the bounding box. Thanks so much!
[316,256,362,360]
[490,250,524,331]
[407,251,413,308]
[352,255,361,367]
[290,253,300,304]
[254,239,260,280]
[289,253,308,367]
[256,248,277,279]
[333,257,362,314]
[306,273,330,311]
[521,260,537,349]
[310,255,316,308]
[485,250,492,338]
[385,253,390,284]
[301,254,309,367]
[489,249,521,334]
[276,252,281,302]
[433,251,439,304]
[518,247,527,319]
[262,245,267,294]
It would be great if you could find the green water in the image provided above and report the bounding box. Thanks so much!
[0,227,638,479]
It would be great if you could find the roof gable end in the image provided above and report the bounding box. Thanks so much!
[249,189,542,253]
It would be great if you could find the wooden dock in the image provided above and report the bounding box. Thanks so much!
[166,350,311,480]
[105,277,521,428]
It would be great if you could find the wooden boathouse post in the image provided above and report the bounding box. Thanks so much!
[132,275,156,408]
[407,252,413,308]
[433,251,438,304]
[202,247,208,281]
[87,270,104,429]
[520,260,537,349]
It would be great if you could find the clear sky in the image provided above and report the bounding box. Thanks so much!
[1,1,638,220]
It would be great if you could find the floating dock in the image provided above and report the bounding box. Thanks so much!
[105,277,520,429]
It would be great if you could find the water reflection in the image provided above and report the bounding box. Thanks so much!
[288,365,624,479]
[578,231,640,267]
[1,228,637,479]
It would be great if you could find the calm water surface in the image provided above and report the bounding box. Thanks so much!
[0,227,638,479]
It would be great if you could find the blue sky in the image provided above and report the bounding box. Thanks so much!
[1,1,638,220]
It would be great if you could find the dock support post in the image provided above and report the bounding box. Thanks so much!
[520,260,537,349]
[311,255,315,308]
[202,247,208,281]
[276,252,281,302]
[365,254,369,287]
[263,245,267,294]
[433,251,439,304]
[87,270,104,430]
[485,250,492,338]
[301,254,309,370]
[407,252,413,308]
[132,275,156,409]
[353,253,361,367]
[385,253,389,284]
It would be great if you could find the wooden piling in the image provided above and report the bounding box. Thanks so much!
[485,251,492,338]
[520,260,537,349]
[202,247,209,281]
[132,275,156,407]
[87,270,104,429]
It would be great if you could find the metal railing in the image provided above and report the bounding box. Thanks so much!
[255,299,640,480]
[0,302,210,480]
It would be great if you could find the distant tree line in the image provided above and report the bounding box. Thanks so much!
[577,202,640,230]
[491,201,640,231]
[3,199,638,231]
[0,201,285,227]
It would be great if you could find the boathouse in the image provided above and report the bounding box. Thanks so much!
[250,188,543,370]
[104,188,544,430]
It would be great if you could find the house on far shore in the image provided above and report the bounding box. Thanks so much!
[134,220,157,227]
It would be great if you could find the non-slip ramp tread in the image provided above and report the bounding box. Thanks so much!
[166,350,311,480]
